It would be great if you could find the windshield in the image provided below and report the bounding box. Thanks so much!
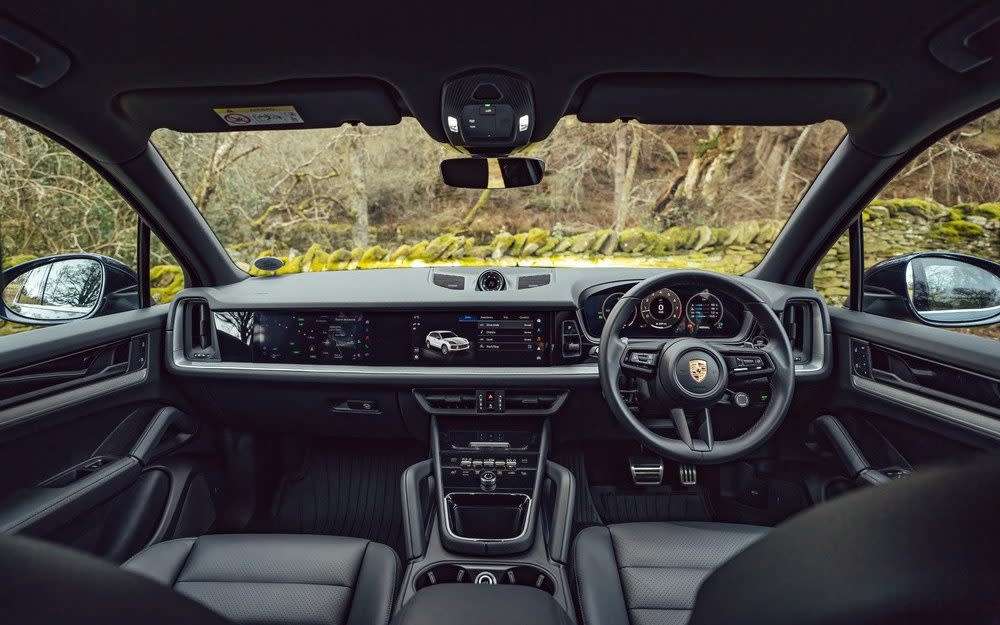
[152,119,845,275]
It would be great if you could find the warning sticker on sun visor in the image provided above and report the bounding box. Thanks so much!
[213,106,304,127]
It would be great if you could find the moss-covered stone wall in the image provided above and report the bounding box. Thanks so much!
[1,198,996,337]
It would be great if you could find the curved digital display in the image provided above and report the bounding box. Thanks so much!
[581,283,743,339]
[216,310,552,366]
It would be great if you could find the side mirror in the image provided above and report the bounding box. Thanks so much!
[1,254,139,326]
[863,252,1000,327]
[440,157,544,188]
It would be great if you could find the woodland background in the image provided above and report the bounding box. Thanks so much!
[2,113,998,337]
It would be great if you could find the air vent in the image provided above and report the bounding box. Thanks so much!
[420,391,478,411]
[185,300,219,361]
[477,270,506,291]
[782,301,813,365]
[517,274,551,289]
[432,273,466,290]
[504,391,561,412]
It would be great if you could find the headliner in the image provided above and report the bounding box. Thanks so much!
[0,1,998,163]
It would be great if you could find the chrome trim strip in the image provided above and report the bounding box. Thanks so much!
[170,352,599,379]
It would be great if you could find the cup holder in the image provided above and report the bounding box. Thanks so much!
[445,492,529,540]
[414,563,556,595]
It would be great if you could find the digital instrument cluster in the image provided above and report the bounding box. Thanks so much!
[581,284,743,338]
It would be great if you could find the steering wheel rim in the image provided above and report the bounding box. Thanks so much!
[599,270,795,465]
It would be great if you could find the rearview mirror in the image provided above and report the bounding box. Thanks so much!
[440,157,544,189]
[863,252,1000,327]
[1,254,138,326]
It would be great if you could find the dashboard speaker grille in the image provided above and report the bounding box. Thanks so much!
[517,274,551,289]
[432,273,466,290]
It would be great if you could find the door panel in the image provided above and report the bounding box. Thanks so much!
[0,307,194,561]
[827,307,999,474]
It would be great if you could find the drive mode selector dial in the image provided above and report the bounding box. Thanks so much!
[640,288,683,329]
[480,470,497,492]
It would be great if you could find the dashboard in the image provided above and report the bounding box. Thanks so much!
[579,282,745,340]
[170,266,829,382]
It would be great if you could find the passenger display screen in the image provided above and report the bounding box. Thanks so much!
[410,312,549,366]
[252,311,373,363]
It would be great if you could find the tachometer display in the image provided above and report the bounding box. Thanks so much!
[600,292,636,326]
[640,288,683,329]
[686,291,724,329]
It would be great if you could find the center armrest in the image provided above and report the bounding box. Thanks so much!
[392,585,573,625]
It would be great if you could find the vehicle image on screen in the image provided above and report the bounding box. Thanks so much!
[425,330,471,355]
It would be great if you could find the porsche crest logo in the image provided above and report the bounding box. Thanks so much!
[689,359,708,383]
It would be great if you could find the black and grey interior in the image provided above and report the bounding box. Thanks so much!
[1,2,999,625]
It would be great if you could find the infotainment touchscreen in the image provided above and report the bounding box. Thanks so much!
[252,312,373,364]
[410,312,548,366]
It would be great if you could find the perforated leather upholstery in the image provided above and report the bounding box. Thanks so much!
[123,534,399,625]
[572,522,768,625]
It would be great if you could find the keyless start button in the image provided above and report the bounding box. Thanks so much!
[474,571,497,585]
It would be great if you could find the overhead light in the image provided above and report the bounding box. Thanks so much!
[447,116,459,133]
[518,115,530,132]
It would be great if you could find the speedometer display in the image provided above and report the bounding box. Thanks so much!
[686,291,724,329]
[640,288,683,329]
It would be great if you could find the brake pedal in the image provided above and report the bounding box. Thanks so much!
[629,457,664,486]
[679,464,697,487]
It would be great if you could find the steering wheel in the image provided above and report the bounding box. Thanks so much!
[599,270,795,464]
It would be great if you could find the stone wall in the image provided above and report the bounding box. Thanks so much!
[1,198,996,337]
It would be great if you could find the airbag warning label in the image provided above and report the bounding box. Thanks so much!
[213,106,303,127]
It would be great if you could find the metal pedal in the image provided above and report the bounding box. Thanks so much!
[679,464,697,486]
[629,457,664,486]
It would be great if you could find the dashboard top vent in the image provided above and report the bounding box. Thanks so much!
[517,273,551,289]
[432,272,466,290]
[477,270,506,291]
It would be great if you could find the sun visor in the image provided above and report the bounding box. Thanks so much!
[118,78,403,134]
[576,75,880,129]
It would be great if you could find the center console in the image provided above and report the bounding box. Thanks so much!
[396,399,577,619]
[433,419,546,555]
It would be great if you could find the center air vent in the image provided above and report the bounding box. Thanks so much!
[477,270,506,291]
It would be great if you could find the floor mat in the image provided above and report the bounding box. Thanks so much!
[591,486,712,524]
[270,442,423,559]
[550,451,603,528]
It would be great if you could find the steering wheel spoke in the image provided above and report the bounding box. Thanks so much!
[669,407,714,451]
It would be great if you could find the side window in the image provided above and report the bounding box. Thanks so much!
[0,116,184,338]
[816,110,1000,339]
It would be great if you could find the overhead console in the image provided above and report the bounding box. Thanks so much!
[441,73,535,154]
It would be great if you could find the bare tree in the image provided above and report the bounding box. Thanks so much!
[347,127,370,248]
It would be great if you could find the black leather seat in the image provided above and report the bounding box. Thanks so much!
[572,522,768,625]
[123,534,399,625]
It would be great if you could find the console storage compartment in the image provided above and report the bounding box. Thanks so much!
[445,493,529,540]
